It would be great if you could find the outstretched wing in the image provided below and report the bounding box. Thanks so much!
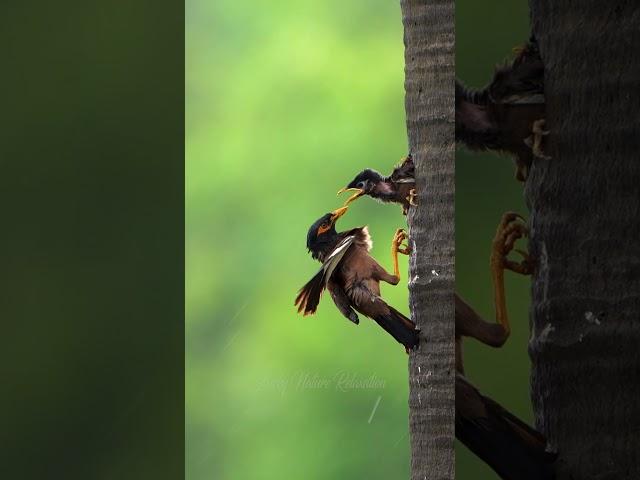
[294,236,355,316]
[328,280,359,324]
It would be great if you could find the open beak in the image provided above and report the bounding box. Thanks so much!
[330,206,349,223]
[336,187,364,207]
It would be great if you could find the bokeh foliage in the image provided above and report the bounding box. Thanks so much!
[187,1,530,478]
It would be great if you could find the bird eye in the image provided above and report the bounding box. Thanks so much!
[317,222,331,235]
[357,181,365,189]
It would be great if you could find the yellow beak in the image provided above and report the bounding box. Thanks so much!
[336,187,364,207]
[330,206,349,223]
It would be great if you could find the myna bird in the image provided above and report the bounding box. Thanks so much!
[294,206,419,351]
[456,39,548,181]
[337,154,416,214]
[456,373,556,480]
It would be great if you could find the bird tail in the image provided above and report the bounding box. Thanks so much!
[371,306,419,351]
[457,379,556,480]
[455,80,501,151]
[456,79,488,106]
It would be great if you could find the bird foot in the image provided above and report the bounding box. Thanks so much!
[391,228,411,278]
[392,228,411,256]
[491,212,533,275]
[407,188,418,207]
[524,118,551,160]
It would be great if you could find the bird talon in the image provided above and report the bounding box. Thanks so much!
[528,118,551,160]
[391,228,411,278]
[491,213,533,275]
[407,188,418,207]
[532,119,550,136]
[392,228,410,255]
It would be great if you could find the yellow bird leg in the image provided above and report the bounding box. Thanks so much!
[407,188,418,206]
[490,212,533,338]
[391,228,410,279]
[525,118,551,160]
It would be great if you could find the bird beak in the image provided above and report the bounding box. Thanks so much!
[330,206,349,223]
[336,187,364,207]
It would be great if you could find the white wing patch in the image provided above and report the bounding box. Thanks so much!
[322,235,355,283]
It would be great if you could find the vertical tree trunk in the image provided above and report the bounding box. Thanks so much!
[526,2,640,478]
[401,1,455,479]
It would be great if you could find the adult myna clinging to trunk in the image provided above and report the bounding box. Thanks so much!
[456,39,548,181]
[294,205,419,352]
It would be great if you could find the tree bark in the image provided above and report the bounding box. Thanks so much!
[526,2,640,479]
[400,1,455,479]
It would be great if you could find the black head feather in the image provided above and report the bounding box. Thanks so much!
[306,213,339,260]
[345,169,384,193]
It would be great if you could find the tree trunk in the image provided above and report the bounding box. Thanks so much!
[401,1,455,479]
[526,3,640,479]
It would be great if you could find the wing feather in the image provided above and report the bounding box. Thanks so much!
[294,236,355,315]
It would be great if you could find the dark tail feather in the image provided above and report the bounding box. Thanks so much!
[294,269,325,315]
[456,79,488,106]
[372,306,419,350]
[456,376,556,480]
[455,80,501,151]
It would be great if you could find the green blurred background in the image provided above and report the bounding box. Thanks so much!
[186,1,531,478]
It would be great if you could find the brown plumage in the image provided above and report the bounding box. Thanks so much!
[455,294,509,374]
[456,40,546,181]
[295,207,419,351]
[456,374,556,480]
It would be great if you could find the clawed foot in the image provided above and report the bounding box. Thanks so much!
[392,228,411,255]
[524,118,551,160]
[514,162,529,182]
[491,212,534,275]
[391,228,411,278]
[407,188,418,207]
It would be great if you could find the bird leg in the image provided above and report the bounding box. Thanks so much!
[524,118,550,160]
[391,228,410,278]
[490,212,534,338]
[407,188,418,207]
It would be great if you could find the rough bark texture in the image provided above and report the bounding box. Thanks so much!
[401,1,455,479]
[526,2,640,479]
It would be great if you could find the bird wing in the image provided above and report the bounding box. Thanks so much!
[327,280,359,324]
[490,44,544,105]
[390,155,415,183]
[294,235,356,316]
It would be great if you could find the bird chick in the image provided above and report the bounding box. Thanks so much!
[456,40,548,181]
[338,154,416,215]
